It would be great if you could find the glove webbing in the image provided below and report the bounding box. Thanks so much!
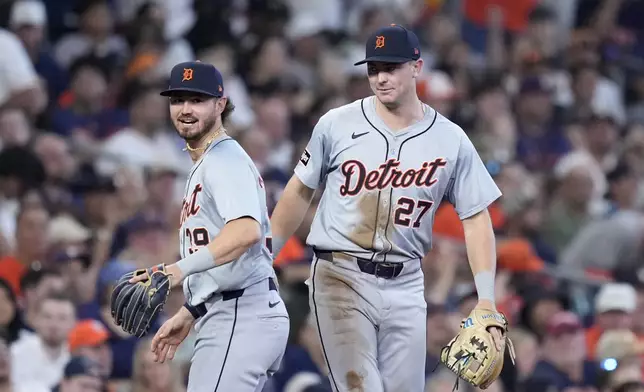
[433,335,475,392]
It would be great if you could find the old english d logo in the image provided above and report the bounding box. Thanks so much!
[375,35,385,49]
[182,68,194,82]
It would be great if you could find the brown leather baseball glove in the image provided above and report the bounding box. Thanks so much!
[439,309,516,390]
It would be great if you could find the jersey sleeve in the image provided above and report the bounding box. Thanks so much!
[447,131,502,219]
[204,154,263,224]
[294,112,332,189]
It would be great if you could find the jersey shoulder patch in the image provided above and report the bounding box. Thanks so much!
[299,148,311,166]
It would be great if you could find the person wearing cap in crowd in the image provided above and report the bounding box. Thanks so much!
[8,0,68,101]
[48,214,92,252]
[525,311,598,392]
[0,17,47,117]
[514,76,572,172]
[586,283,638,359]
[68,320,115,390]
[112,213,171,269]
[596,329,644,377]
[51,355,104,392]
[68,164,118,231]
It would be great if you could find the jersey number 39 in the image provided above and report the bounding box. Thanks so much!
[186,227,210,254]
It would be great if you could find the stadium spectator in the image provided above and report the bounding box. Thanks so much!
[53,0,128,69]
[586,283,637,359]
[51,355,104,392]
[0,205,50,296]
[130,337,185,392]
[525,311,598,391]
[0,279,24,346]
[68,320,112,380]
[8,0,68,102]
[18,267,65,331]
[0,333,49,392]
[11,293,76,389]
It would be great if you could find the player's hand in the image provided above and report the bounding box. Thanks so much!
[129,264,184,288]
[151,307,194,363]
[474,300,505,353]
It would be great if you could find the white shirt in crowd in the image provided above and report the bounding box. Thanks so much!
[0,28,40,107]
[96,127,189,176]
[11,333,70,389]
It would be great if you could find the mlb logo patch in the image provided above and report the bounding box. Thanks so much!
[300,149,311,166]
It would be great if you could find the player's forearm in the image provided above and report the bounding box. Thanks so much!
[174,218,261,278]
[270,175,316,257]
[462,209,497,306]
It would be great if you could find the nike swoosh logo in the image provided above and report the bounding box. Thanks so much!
[352,131,369,139]
[268,301,281,308]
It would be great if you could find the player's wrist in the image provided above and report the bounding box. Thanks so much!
[475,299,497,311]
[176,247,215,277]
[180,304,199,320]
[166,264,185,288]
[271,235,287,260]
[473,270,496,306]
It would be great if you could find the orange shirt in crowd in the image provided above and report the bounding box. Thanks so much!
[585,325,603,359]
[0,255,27,297]
[433,202,505,241]
[274,236,307,267]
[463,0,538,32]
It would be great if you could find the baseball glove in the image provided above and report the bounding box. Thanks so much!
[110,264,171,337]
[438,309,516,390]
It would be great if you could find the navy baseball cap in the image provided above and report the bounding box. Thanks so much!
[160,61,224,98]
[354,24,421,66]
[63,356,100,379]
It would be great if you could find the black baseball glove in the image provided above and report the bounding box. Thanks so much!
[110,264,172,337]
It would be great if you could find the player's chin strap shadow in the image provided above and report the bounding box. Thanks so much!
[433,336,474,392]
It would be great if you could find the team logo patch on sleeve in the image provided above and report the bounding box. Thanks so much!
[300,149,311,166]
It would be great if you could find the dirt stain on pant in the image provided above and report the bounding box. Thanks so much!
[345,370,364,392]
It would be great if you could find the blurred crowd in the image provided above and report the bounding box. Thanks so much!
[1,0,644,391]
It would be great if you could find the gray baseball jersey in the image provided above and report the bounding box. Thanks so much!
[296,96,501,391]
[179,133,289,392]
[179,134,275,306]
[295,96,501,261]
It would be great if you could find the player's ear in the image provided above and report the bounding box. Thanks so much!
[412,59,423,78]
[216,97,227,114]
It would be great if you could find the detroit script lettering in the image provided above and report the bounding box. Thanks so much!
[339,158,447,196]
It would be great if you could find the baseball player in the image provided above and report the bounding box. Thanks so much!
[129,61,289,391]
[270,25,506,391]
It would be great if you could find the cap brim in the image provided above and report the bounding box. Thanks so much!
[354,56,414,66]
[160,87,221,97]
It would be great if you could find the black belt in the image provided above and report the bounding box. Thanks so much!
[193,278,277,318]
[314,250,404,279]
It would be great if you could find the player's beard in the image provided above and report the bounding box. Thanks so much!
[175,112,219,142]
